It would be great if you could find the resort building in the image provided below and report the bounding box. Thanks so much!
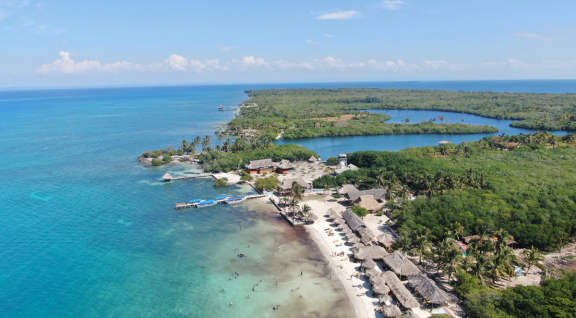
[279,178,311,192]
[353,195,383,212]
[346,188,387,205]
[275,159,296,174]
[245,159,275,174]
[337,184,358,196]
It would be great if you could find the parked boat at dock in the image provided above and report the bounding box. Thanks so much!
[215,196,229,202]
[226,196,246,204]
[197,200,217,208]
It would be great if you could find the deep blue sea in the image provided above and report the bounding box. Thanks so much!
[1,80,575,318]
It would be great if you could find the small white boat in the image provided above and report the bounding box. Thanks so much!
[226,196,246,204]
[197,200,217,208]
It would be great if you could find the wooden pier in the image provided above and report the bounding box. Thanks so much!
[162,172,213,182]
[175,194,265,209]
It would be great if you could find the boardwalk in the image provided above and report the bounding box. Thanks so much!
[175,194,265,209]
[163,173,213,182]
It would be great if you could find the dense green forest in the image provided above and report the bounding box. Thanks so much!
[313,132,576,250]
[226,89,501,138]
[235,88,576,132]
[457,271,576,318]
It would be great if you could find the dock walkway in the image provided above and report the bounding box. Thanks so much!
[175,194,265,209]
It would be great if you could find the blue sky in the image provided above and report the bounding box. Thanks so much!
[1,0,575,87]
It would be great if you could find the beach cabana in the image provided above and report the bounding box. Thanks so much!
[372,282,391,296]
[337,184,358,195]
[379,294,393,304]
[409,274,457,304]
[357,227,377,241]
[362,258,377,269]
[342,208,366,231]
[347,236,361,243]
[383,251,420,277]
[382,305,402,317]
[377,233,396,245]
[275,159,296,174]
[334,219,344,225]
[245,158,275,174]
[355,195,383,212]
[308,156,318,163]
[365,267,382,278]
[347,189,387,204]
[162,172,175,181]
[352,246,389,261]
[381,271,420,308]
[279,178,310,191]
[353,243,365,249]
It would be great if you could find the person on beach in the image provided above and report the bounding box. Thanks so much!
[222,289,225,292]
[300,271,303,276]
[230,303,233,306]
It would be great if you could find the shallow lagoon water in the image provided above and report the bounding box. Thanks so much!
[1,81,575,318]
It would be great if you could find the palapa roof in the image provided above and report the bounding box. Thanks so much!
[379,294,393,304]
[382,305,402,317]
[362,258,377,269]
[342,208,366,231]
[162,172,175,180]
[377,233,396,244]
[352,245,389,260]
[347,236,360,243]
[355,195,383,211]
[347,189,388,202]
[383,251,420,277]
[337,184,358,195]
[279,178,309,190]
[373,282,391,295]
[357,227,377,245]
[365,267,382,278]
[308,156,318,162]
[275,159,296,170]
[245,158,275,169]
[353,243,365,248]
[409,274,457,304]
[334,219,344,225]
[381,271,420,308]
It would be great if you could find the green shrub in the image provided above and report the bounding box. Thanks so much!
[151,159,162,166]
[351,206,369,218]
[332,194,341,199]
[327,157,339,164]
[240,175,253,181]
[214,177,228,187]
[254,176,280,192]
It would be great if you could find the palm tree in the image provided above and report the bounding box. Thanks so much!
[392,237,412,256]
[448,222,465,240]
[492,246,519,281]
[302,204,313,221]
[409,230,434,264]
[439,115,445,123]
[521,246,545,275]
[290,182,304,203]
[492,228,513,252]
[194,136,202,148]
[181,139,189,152]
[437,242,464,281]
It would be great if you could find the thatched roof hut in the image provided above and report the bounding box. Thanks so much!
[337,184,358,195]
[372,282,391,295]
[162,172,175,181]
[358,227,377,241]
[279,178,309,190]
[347,188,387,202]
[382,305,402,317]
[383,251,420,277]
[275,159,296,170]
[378,294,393,304]
[362,258,377,269]
[334,219,344,225]
[353,242,365,248]
[381,271,420,308]
[377,233,395,245]
[352,246,389,260]
[347,236,360,243]
[308,156,318,162]
[409,273,457,304]
[342,208,366,231]
[355,195,383,211]
[365,267,382,278]
[245,158,274,169]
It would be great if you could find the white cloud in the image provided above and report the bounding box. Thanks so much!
[324,34,334,38]
[514,32,553,40]
[219,46,236,51]
[380,1,403,10]
[37,51,576,76]
[317,10,360,20]
[306,39,320,45]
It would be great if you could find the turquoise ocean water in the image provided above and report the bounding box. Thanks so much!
[1,80,575,318]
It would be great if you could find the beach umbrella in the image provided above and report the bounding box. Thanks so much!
[379,294,393,304]
[347,236,360,243]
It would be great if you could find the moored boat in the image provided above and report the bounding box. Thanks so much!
[197,200,217,208]
[226,196,245,204]
[215,196,228,202]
